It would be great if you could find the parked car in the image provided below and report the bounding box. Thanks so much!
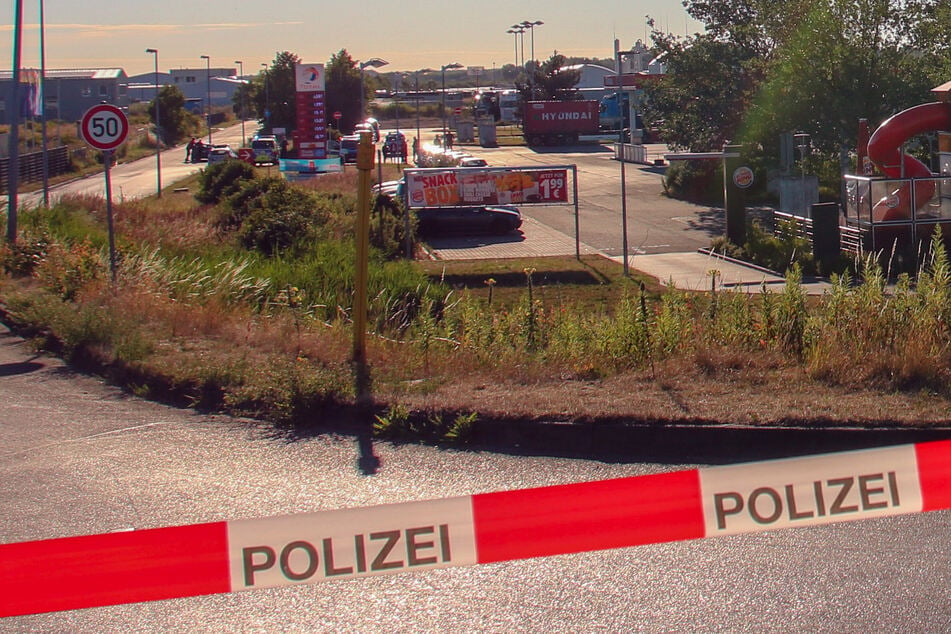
[415,205,522,236]
[382,131,407,161]
[339,134,361,164]
[250,136,279,165]
[458,157,489,168]
[190,141,210,162]
[206,144,239,164]
[372,178,405,198]
[354,122,379,143]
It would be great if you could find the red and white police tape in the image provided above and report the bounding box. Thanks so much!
[3,439,950,617]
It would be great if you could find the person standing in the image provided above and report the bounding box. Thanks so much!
[185,137,195,163]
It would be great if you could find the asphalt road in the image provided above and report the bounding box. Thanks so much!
[9,123,251,207]
[2,325,950,631]
[439,141,725,257]
[3,131,951,630]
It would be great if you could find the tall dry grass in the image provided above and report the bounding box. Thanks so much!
[3,191,951,427]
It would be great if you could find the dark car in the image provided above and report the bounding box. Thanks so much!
[339,135,361,164]
[415,205,522,236]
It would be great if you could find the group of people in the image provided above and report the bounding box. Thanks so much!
[184,138,208,163]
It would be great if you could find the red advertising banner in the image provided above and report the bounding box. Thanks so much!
[405,168,569,208]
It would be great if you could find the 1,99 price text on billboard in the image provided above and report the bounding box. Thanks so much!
[80,104,129,151]
[536,170,568,203]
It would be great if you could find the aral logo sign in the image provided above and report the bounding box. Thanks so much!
[295,63,325,92]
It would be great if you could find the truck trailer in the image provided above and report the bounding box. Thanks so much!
[521,100,600,146]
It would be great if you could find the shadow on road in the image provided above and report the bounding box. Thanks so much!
[0,360,44,377]
[424,229,526,250]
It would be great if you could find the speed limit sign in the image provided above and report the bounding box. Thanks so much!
[80,104,129,151]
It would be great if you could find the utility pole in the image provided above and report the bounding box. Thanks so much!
[7,0,24,243]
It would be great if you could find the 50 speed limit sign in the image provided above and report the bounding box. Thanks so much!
[80,103,129,151]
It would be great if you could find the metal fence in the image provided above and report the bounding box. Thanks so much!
[772,209,865,258]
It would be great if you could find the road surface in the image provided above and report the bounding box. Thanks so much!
[1,325,949,631]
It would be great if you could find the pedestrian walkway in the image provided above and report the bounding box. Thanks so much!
[607,251,832,295]
[427,218,832,295]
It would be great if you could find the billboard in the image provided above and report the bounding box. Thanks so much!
[404,168,569,209]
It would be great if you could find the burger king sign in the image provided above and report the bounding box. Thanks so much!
[732,166,754,189]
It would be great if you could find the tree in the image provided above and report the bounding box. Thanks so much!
[642,34,763,152]
[148,84,197,145]
[325,49,362,134]
[644,0,938,156]
[516,53,581,102]
[254,51,301,132]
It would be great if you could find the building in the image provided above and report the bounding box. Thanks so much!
[560,63,617,101]
[0,68,129,123]
[168,67,240,108]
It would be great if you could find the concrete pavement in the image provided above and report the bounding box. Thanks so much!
[426,217,833,295]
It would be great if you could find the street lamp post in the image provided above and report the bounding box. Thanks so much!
[146,48,161,197]
[506,27,524,79]
[441,62,463,136]
[359,57,389,121]
[510,24,526,71]
[40,0,49,207]
[234,60,245,148]
[614,41,638,277]
[199,55,212,144]
[261,63,270,131]
[520,20,543,98]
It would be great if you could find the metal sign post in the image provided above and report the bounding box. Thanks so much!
[80,104,129,284]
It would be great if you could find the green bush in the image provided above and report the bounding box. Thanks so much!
[372,194,415,259]
[663,160,724,205]
[195,160,256,205]
[235,181,329,256]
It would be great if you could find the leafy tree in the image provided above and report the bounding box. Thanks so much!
[910,0,951,86]
[148,84,196,145]
[516,53,581,102]
[254,51,301,132]
[325,49,362,134]
[645,0,939,157]
[642,34,763,152]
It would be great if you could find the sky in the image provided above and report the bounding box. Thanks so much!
[1,0,705,79]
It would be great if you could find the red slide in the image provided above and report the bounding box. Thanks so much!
[866,102,951,220]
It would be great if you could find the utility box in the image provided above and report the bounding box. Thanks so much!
[478,121,497,147]
[778,174,820,217]
[455,121,474,143]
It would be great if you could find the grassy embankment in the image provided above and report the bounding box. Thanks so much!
[1,162,951,444]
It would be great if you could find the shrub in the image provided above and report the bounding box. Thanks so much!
[195,160,256,205]
[234,181,329,256]
[663,160,724,204]
[372,194,414,260]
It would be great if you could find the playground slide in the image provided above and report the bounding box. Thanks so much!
[866,102,951,220]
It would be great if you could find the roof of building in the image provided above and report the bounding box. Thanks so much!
[0,68,127,81]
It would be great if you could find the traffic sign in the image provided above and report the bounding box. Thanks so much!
[237,148,255,164]
[80,104,129,151]
[333,111,342,120]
